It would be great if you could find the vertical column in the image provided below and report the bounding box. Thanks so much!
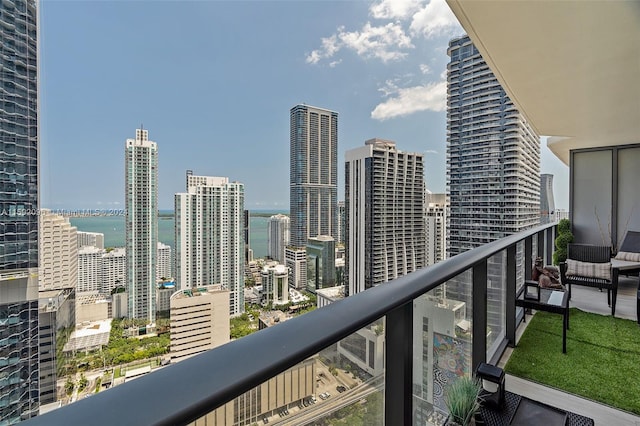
[385,303,413,425]
[472,261,487,373]
[506,244,517,347]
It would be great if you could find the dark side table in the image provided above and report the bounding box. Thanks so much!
[515,285,569,353]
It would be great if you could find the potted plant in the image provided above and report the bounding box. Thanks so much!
[553,218,573,265]
[445,376,481,426]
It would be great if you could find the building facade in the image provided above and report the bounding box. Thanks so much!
[195,358,316,426]
[38,288,75,406]
[306,236,336,293]
[289,104,338,287]
[243,210,251,264]
[540,173,555,224]
[101,248,126,294]
[260,264,289,306]
[284,249,307,291]
[267,214,289,263]
[425,192,447,266]
[446,35,541,256]
[175,173,245,316]
[156,242,172,281]
[77,246,103,293]
[125,128,158,322]
[345,139,426,296]
[76,231,104,250]
[39,210,77,291]
[169,285,230,363]
[0,1,40,420]
[337,201,346,245]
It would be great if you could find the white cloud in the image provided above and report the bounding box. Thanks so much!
[306,22,413,65]
[410,0,461,39]
[424,149,438,154]
[419,63,431,74]
[306,33,341,64]
[370,0,424,20]
[329,59,342,68]
[371,80,446,120]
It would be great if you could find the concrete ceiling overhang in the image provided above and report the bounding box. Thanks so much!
[446,0,640,165]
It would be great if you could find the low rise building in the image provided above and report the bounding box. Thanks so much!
[258,310,293,330]
[170,285,230,363]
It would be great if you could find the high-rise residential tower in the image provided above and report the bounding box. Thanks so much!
[125,129,158,323]
[267,214,289,263]
[345,139,426,296]
[287,104,338,288]
[175,173,245,316]
[446,35,540,256]
[157,242,172,281]
[0,1,40,421]
[39,210,78,291]
[540,174,555,224]
[425,192,447,266]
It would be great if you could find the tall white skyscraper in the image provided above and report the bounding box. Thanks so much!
[345,139,426,296]
[287,104,338,288]
[0,1,40,420]
[425,192,447,266]
[540,174,555,224]
[39,210,78,291]
[125,128,158,322]
[447,35,540,256]
[268,214,289,263]
[175,172,245,316]
[157,242,172,281]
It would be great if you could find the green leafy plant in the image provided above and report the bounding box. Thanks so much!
[553,218,573,265]
[445,376,481,425]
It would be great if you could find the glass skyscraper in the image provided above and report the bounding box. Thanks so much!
[287,104,338,289]
[0,0,40,422]
[289,104,338,247]
[125,129,158,323]
[446,35,540,256]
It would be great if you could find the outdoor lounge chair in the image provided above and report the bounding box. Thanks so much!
[560,244,618,316]
[614,230,640,277]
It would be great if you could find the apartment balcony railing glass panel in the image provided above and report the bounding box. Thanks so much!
[26,223,556,426]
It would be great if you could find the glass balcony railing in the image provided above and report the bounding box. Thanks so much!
[25,223,556,426]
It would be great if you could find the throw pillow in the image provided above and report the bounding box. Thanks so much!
[615,251,640,262]
[566,259,612,280]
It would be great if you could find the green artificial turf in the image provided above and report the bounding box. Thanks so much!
[504,308,640,415]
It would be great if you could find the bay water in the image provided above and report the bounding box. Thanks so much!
[69,210,286,260]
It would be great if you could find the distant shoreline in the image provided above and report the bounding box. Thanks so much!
[159,210,288,219]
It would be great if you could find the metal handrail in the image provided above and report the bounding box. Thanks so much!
[26,222,555,426]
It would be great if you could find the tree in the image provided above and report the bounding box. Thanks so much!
[65,377,75,396]
[78,373,88,392]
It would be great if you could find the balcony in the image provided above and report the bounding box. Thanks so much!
[25,222,640,425]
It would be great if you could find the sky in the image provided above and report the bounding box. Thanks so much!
[40,0,569,211]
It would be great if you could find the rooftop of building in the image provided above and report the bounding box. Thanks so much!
[258,310,293,327]
[261,263,287,274]
[170,284,225,300]
[315,285,345,302]
[63,319,112,353]
[77,292,110,305]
